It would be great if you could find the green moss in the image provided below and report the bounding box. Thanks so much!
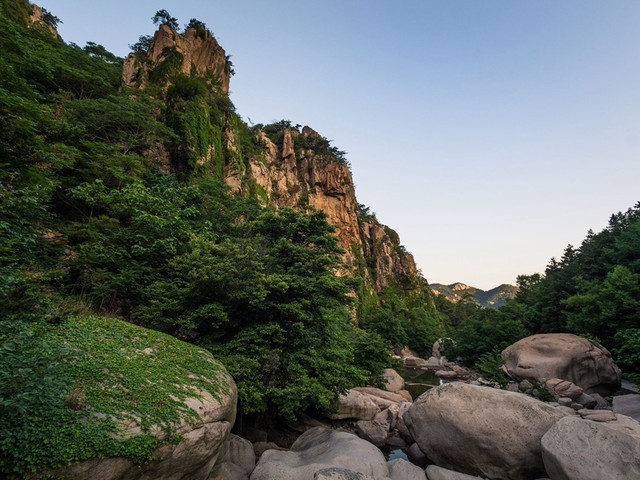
[3,315,231,477]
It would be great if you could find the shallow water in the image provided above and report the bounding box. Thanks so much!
[397,367,440,400]
[381,446,409,461]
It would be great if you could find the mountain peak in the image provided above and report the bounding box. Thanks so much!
[430,282,517,308]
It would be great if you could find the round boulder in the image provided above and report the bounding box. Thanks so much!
[502,333,621,395]
[249,427,389,480]
[403,382,567,479]
[541,414,640,479]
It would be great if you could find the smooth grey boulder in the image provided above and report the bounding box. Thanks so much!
[216,434,255,476]
[395,402,413,443]
[356,408,393,446]
[613,394,640,422]
[249,427,389,480]
[541,414,640,479]
[404,382,566,479]
[502,334,621,394]
[387,459,426,480]
[329,389,380,420]
[208,462,248,480]
[425,465,483,480]
[313,467,376,480]
[382,368,405,393]
[406,443,430,468]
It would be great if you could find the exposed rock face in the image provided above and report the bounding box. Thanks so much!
[123,24,230,92]
[502,334,622,394]
[223,126,422,292]
[28,4,59,37]
[249,427,390,480]
[403,382,567,480]
[359,217,419,290]
[329,389,380,420]
[541,414,640,480]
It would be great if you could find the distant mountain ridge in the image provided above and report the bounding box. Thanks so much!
[430,282,517,308]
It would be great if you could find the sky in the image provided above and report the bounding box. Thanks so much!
[38,0,640,290]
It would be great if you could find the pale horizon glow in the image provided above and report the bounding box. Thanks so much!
[37,0,640,290]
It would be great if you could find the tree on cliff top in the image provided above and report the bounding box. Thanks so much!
[152,9,178,31]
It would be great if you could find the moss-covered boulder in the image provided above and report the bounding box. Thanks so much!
[6,315,236,480]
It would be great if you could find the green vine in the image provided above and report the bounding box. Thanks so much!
[1,315,231,477]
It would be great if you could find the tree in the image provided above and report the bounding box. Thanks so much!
[184,18,208,37]
[129,35,153,55]
[152,10,178,31]
[136,208,370,418]
[40,7,61,29]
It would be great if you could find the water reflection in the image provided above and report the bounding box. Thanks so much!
[398,367,440,400]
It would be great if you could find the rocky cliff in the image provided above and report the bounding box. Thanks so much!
[123,23,230,93]
[124,23,428,297]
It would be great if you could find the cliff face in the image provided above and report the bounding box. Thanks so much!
[127,24,425,295]
[222,125,420,291]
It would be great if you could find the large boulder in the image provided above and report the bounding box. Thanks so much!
[37,316,237,480]
[502,333,621,395]
[403,382,566,479]
[249,427,389,480]
[387,458,426,480]
[210,434,256,479]
[425,465,484,480]
[329,389,380,420]
[353,387,408,409]
[382,368,405,392]
[541,414,640,479]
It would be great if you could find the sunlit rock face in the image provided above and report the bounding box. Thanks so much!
[123,24,230,93]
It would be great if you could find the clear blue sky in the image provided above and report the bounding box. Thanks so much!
[39,0,640,290]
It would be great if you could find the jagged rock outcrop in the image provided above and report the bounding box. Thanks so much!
[123,24,230,92]
[28,4,58,37]
[223,125,421,291]
[120,24,427,297]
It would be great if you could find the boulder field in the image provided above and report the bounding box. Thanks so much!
[28,329,639,480]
